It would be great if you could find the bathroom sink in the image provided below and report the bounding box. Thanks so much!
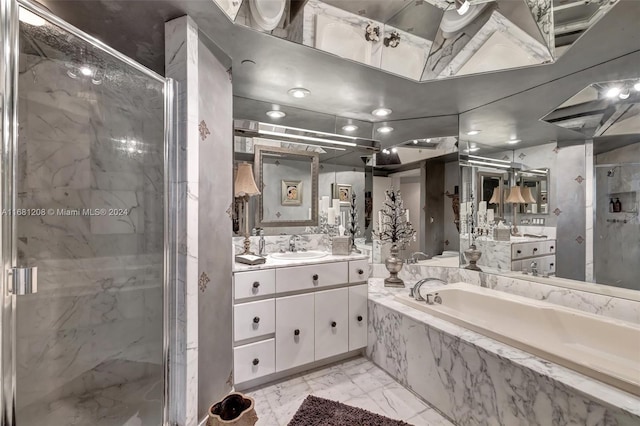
[270,251,328,260]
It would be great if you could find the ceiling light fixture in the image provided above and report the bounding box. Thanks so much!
[382,149,390,154]
[413,140,418,144]
[266,110,286,119]
[391,147,398,153]
[635,82,640,91]
[606,87,621,98]
[464,147,480,153]
[372,108,392,117]
[19,8,46,26]
[426,138,431,142]
[618,88,630,100]
[80,66,93,76]
[288,87,310,98]
[342,124,358,132]
[508,138,521,144]
[376,126,394,133]
[455,0,470,16]
[466,130,480,136]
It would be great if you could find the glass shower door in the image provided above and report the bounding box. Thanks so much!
[2,2,167,425]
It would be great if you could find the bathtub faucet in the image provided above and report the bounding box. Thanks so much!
[410,277,446,301]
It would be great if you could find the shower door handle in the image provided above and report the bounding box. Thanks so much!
[8,267,38,295]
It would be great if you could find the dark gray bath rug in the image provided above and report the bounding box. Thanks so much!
[288,395,411,426]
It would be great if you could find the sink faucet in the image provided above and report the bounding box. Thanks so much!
[530,261,538,277]
[289,235,300,252]
[409,277,446,301]
[411,252,429,262]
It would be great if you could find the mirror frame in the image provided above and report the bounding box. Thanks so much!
[476,170,507,220]
[518,168,550,215]
[254,145,320,228]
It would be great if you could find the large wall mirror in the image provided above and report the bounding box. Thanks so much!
[458,76,640,295]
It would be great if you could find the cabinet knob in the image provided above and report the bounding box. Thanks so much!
[550,246,554,250]
[252,358,259,366]
[357,315,363,322]
[357,269,364,275]
[533,248,538,252]
[331,321,337,328]
[550,263,554,267]
[517,250,522,254]
[312,274,319,281]
[253,316,260,324]
[294,329,300,336]
[252,281,260,289]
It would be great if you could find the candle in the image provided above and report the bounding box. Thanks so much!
[487,209,494,223]
[333,198,340,209]
[405,209,410,222]
[309,207,312,220]
[328,207,336,225]
[479,201,487,212]
[321,196,330,213]
[341,211,345,226]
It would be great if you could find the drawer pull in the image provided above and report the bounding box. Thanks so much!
[550,263,554,267]
[533,248,538,252]
[294,329,300,336]
[357,315,363,322]
[517,250,522,254]
[550,246,554,250]
[253,316,260,324]
[252,281,260,289]
[357,269,364,275]
[331,321,337,328]
[312,274,319,281]
[252,358,259,366]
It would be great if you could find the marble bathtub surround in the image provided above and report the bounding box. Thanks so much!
[370,264,640,324]
[367,278,640,425]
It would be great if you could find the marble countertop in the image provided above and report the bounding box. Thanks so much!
[414,256,459,268]
[233,253,370,272]
[367,278,640,414]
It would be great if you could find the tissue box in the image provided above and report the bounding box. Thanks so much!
[493,228,511,241]
[332,236,352,255]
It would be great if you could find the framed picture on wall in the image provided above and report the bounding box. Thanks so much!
[282,180,303,206]
[332,183,352,205]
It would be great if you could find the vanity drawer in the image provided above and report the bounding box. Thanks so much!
[275,262,348,293]
[234,299,275,342]
[348,284,368,351]
[541,240,556,256]
[512,241,543,260]
[234,269,276,300]
[349,260,370,283]
[234,339,275,384]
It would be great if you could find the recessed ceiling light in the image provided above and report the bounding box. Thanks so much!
[507,139,521,144]
[466,130,480,136]
[382,149,390,154]
[80,66,93,76]
[426,138,431,142]
[619,88,630,99]
[634,82,640,91]
[288,87,310,98]
[391,147,398,153]
[606,87,621,98]
[19,8,46,26]
[266,110,286,119]
[377,126,394,133]
[413,140,418,144]
[372,108,392,117]
[342,124,358,132]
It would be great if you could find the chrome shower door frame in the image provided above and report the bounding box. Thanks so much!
[0,1,175,425]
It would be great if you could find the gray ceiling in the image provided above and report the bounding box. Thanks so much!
[39,0,640,150]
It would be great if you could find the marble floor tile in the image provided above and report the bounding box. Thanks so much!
[244,356,453,426]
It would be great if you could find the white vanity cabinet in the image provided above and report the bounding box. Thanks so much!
[510,239,556,273]
[232,257,369,387]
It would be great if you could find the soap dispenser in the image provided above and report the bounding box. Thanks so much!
[258,229,266,256]
[609,198,614,213]
[614,198,622,213]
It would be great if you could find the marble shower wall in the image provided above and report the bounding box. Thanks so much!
[15,47,165,417]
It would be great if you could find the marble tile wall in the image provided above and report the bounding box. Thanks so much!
[366,279,640,426]
[233,233,328,255]
[15,38,165,423]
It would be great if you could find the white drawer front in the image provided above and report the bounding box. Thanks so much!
[234,299,275,342]
[315,288,349,360]
[234,269,276,301]
[275,262,348,293]
[275,293,315,371]
[349,260,370,283]
[348,284,368,351]
[234,339,275,384]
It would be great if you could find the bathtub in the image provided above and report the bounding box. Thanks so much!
[395,282,640,396]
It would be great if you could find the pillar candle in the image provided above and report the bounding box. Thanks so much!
[479,201,487,212]
[333,198,340,209]
[378,211,383,231]
[309,207,312,220]
[487,209,495,223]
[341,211,345,226]
[321,196,330,213]
[328,207,336,225]
[406,209,410,222]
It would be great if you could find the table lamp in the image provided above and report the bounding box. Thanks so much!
[505,185,525,235]
[235,162,261,256]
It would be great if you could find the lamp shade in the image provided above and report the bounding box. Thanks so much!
[488,187,501,204]
[234,162,261,197]
[505,185,526,204]
[521,186,536,204]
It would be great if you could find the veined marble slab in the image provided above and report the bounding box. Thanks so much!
[233,252,369,272]
[366,278,640,425]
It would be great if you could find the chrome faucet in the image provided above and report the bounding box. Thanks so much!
[289,234,300,252]
[409,277,446,301]
[530,261,538,277]
[411,252,429,263]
